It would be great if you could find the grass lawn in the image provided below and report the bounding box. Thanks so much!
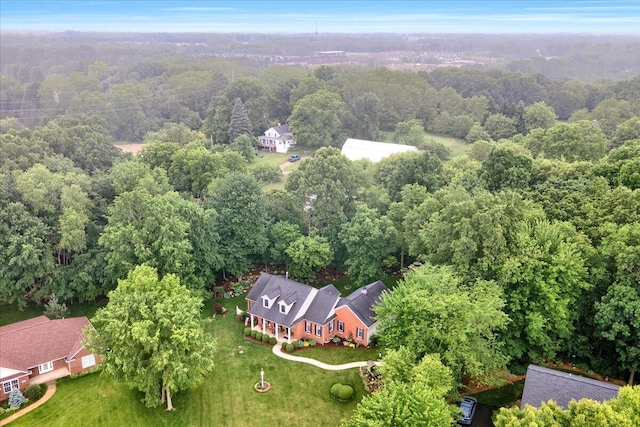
[423,131,469,158]
[0,301,106,326]
[470,379,525,408]
[9,295,369,427]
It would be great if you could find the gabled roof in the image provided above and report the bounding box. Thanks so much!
[341,138,418,163]
[263,124,293,140]
[336,280,388,327]
[520,365,621,410]
[0,316,94,377]
[247,273,340,327]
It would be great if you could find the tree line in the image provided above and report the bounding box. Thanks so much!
[1,49,639,393]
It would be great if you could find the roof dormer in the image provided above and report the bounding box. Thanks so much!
[262,287,281,308]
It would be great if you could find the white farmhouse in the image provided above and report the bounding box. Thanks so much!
[258,123,295,153]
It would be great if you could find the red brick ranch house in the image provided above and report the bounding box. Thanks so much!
[0,315,100,401]
[246,273,388,346]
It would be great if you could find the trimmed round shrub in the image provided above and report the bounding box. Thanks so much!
[261,334,270,343]
[285,343,294,352]
[251,330,258,338]
[330,384,341,398]
[269,337,277,345]
[338,385,355,401]
[243,327,251,336]
[330,384,355,402]
[255,332,263,341]
[295,340,304,348]
[24,384,44,401]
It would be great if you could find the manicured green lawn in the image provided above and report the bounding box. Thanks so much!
[9,296,368,427]
[296,346,380,365]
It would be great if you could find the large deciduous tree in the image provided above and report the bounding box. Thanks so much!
[289,89,344,147]
[207,172,269,277]
[375,264,509,381]
[286,234,333,282]
[340,204,397,285]
[98,189,196,288]
[285,147,356,231]
[86,265,216,410]
[497,220,591,362]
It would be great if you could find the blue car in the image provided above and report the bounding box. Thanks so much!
[457,396,477,425]
[288,154,301,162]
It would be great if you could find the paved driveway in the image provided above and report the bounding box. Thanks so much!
[468,402,497,427]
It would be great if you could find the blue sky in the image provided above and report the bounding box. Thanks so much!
[1,1,638,33]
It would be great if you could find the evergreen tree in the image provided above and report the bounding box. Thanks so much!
[8,388,25,408]
[43,293,69,319]
[228,98,252,142]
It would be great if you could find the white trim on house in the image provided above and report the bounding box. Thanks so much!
[2,379,19,394]
[337,321,345,333]
[38,361,54,374]
[356,327,364,340]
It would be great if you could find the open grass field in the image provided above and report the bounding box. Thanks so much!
[7,295,371,427]
[380,130,469,159]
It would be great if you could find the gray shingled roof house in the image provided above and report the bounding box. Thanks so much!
[520,364,621,409]
[246,273,387,346]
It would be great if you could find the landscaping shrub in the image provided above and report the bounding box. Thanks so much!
[8,388,25,408]
[269,337,277,345]
[256,332,263,341]
[243,327,251,336]
[338,385,355,401]
[0,406,5,416]
[309,339,317,347]
[331,384,355,401]
[261,334,270,343]
[251,330,258,338]
[285,343,294,352]
[24,384,44,401]
[509,364,527,376]
[330,384,341,398]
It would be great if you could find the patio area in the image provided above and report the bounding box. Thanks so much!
[30,368,70,385]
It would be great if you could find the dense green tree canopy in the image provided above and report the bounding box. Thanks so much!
[86,265,216,410]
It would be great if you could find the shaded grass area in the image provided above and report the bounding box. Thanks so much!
[9,296,366,427]
[470,380,525,408]
[0,301,106,327]
[423,131,469,158]
[380,130,469,159]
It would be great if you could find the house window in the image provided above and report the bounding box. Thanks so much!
[3,379,18,394]
[356,328,364,340]
[279,303,286,314]
[263,298,269,308]
[315,325,322,337]
[329,321,334,333]
[38,361,53,374]
[305,321,312,333]
[338,321,344,333]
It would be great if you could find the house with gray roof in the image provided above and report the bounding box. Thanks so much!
[246,273,387,345]
[520,364,621,410]
[257,123,295,153]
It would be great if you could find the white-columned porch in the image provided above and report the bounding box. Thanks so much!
[249,313,292,344]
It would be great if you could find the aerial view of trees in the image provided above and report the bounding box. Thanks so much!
[1,29,639,425]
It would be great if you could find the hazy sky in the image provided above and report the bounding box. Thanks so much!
[1,1,638,34]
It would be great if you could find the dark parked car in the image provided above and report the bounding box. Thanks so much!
[457,396,477,425]
[288,154,301,162]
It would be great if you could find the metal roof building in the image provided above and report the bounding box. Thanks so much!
[341,138,418,163]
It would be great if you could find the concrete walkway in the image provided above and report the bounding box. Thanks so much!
[272,343,381,371]
[0,381,56,426]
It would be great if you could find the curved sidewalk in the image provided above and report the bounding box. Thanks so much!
[272,343,381,371]
[0,382,56,426]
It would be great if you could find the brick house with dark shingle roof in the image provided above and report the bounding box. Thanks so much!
[520,364,621,409]
[246,273,387,346]
[0,315,100,401]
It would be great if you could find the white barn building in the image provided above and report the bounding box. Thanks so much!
[341,138,418,163]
